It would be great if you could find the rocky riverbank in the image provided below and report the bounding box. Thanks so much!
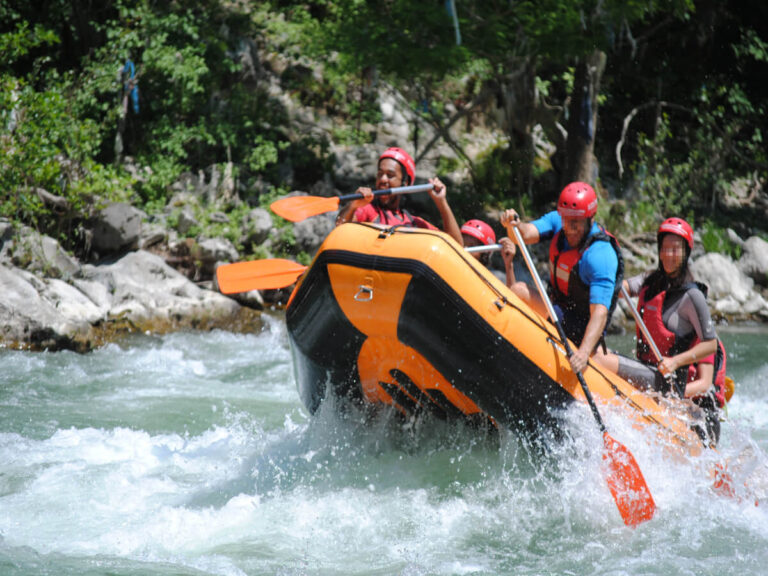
[2,191,767,352]
[2,82,767,352]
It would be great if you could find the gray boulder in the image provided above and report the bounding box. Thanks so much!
[177,206,200,236]
[2,227,80,278]
[241,208,273,246]
[738,236,768,287]
[92,202,144,255]
[196,237,240,276]
[0,264,101,347]
[691,252,768,318]
[82,250,241,322]
[293,214,334,254]
[0,245,258,351]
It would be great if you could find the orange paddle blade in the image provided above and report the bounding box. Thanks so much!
[712,461,738,499]
[602,432,656,526]
[216,259,308,294]
[724,376,735,403]
[270,195,341,222]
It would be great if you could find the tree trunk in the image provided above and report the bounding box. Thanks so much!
[565,50,606,186]
[498,58,537,209]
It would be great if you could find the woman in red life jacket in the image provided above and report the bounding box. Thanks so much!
[601,217,727,445]
[461,218,517,283]
[335,147,463,245]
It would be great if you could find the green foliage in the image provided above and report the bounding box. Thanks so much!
[733,29,768,63]
[630,118,696,220]
[436,156,460,174]
[0,73,132,240]
[247,136,288,174]
[1,0,767,265]
[0,21,59,66]
[700,221,742,260]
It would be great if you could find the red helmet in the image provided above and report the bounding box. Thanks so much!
[557,181,598,218]
[461,219,496,245]
[658,217,694,250]
[379,147,415,184]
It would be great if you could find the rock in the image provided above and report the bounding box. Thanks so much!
[738,236,768,287]
[310,178,337,198]
[139,223,168,250]
[241,208,273,246]
[727,228,746,248]
[380,100,395,121]
[0,219,15,263]
[293,214,334,253]
[195,238,239,276]
[208,211,230,224]
[92,202,146,256]
[0,265,97,346]
[228,289,265,310]
[92,202,144,255]
[4,228,80,279]
[690,252,768,318]
[0,246,262,352]
[177,206,199,236]
[83,250,240,321]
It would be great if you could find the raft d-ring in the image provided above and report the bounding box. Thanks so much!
[354,284,374,302]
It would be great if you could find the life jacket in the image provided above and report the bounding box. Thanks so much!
[636,283,697,365]
[547,225,623,345]
[688,339,727,446]
[637,281,727,407]
[687,339,728,408]
[355,202,436,230]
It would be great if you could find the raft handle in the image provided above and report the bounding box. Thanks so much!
[354,285,374,302]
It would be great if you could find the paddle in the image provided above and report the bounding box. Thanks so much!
[270,183,435,222]
[620,284,683,396]
[216,243,503,294]
[511,225,656,526]
[466,243,502,254]
[216,259,308,294]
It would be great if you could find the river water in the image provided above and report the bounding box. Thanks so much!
[1,314,767,575]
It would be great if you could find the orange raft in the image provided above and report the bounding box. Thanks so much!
[285,222,705,456]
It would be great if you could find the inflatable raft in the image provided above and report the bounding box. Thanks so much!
[285,222,705,455]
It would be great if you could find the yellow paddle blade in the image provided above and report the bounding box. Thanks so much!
[603,432,656,526]
[270,195,342,222]
[216,259,308,294]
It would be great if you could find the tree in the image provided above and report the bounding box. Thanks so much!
[274,0,698,209]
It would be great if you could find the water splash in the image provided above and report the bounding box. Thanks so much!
[1,326,767,575]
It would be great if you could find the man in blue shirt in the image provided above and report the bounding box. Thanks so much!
[501,182,623,374]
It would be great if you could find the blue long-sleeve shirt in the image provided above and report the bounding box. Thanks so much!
[532,211,618,309]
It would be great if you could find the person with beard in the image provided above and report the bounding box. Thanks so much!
[334,147,463,245]
[500,182,623,375]
[599,217,727,445]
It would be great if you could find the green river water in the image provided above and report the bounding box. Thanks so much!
[1,316,766,575]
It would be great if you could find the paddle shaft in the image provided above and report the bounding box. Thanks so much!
[465,243,502,254]
[620,285,664,362]
[511,226,607,431]
[620,284,684,395]
[338,183,434,204]
[512,230,656,525]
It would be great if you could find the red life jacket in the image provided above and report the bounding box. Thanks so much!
[547,226,623,345]
[687,339,728,408]
[635,286,688,364]
[637,283,727,407]
[354,203,436,229]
